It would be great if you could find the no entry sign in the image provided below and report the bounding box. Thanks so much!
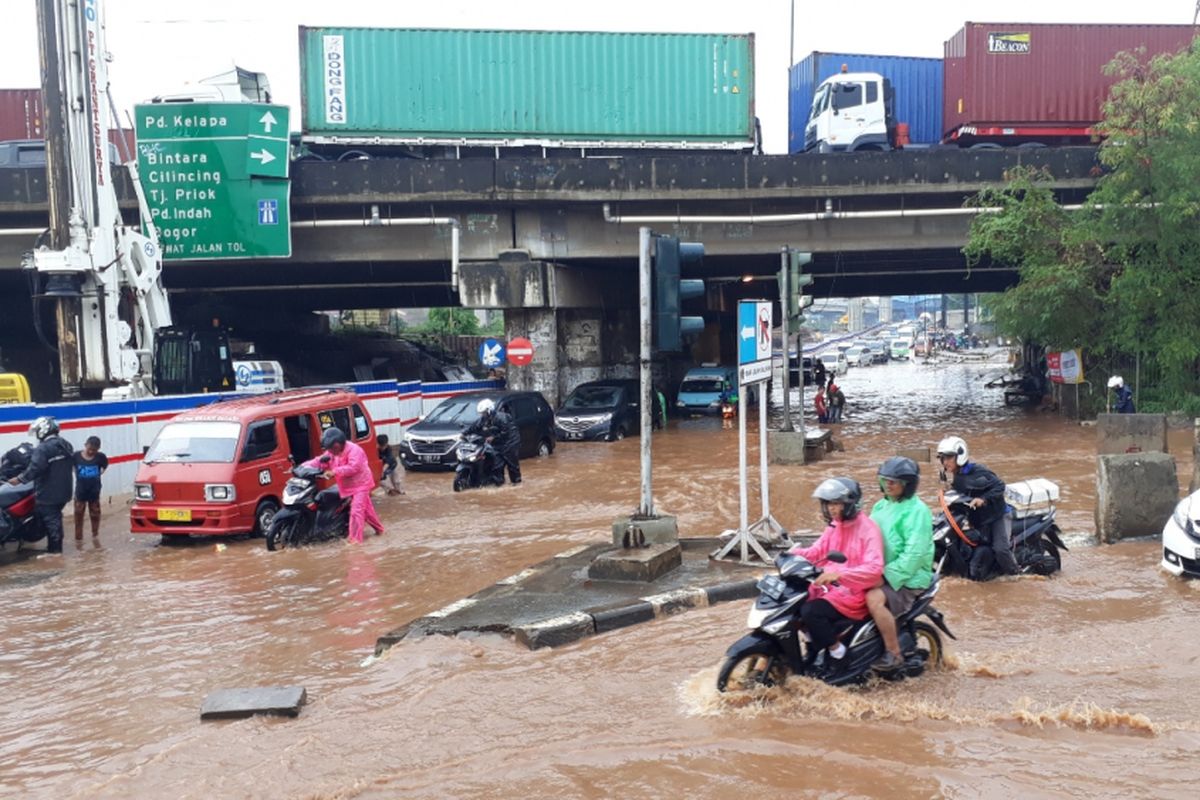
[507,337,535,366]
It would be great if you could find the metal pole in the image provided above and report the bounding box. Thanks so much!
[789,0,796,67]
[738,386,749,562]
[638,226,653,518]
[779,248,794,432]
[758,380,769,519]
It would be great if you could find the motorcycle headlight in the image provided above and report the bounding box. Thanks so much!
[1172,499,1192,533]
[204,484,236,502]
[675,400,686,408]
[134,483,154,501]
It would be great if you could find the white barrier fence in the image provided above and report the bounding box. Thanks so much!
[0,378,501,495]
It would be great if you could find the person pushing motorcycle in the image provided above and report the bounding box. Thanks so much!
[866,457,934,673]
[7,416,74,555]
[464,399,521,485]
[937,436,1018,575]
[302,427,383,544]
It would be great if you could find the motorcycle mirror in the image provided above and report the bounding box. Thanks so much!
[826,550,848,563]
[288,454,296,464]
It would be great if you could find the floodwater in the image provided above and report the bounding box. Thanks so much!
[2,357,1198,798]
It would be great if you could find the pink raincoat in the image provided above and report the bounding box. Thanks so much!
[789,514,884,620]
[303,440,374,494]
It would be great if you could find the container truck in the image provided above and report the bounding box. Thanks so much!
[789,52,941,154]
[297,27,757,157]
[0,89,45,141]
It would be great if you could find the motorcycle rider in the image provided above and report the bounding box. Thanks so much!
[867,457,934,672]
[302,427,383,544]
[937,435,1018,575]
[1108,375,1135,414]
[6,417,74,555]
[464,398,521,485]
[787,478,884,667]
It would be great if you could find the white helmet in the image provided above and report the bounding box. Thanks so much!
[936,435,969,467]
[1107,375,1124,389]
[476,398,496,415]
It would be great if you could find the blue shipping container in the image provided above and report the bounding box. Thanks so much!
[788,52,943,153]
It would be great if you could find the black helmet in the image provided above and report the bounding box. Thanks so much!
[28,416,59,441]
[878,456,920,500]
[812,476,862,522]
[321,427,347,450]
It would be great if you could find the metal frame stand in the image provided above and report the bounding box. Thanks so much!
[748,385,786,542]
[713,388,771,563]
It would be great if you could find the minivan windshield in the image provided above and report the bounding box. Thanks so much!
[144,421,242,464]
[563,386,622,410]
[680,379,725,394]
[423,397,480,426]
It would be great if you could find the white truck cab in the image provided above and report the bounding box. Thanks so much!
[804,71,894,153]
[147,66,271,104]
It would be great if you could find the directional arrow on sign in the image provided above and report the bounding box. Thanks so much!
[250,149,276,165]
[259,110,278,133]
[741,326,755,340]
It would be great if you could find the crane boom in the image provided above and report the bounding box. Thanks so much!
[30,0,173,398]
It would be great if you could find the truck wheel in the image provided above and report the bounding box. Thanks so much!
[253,500,279,537]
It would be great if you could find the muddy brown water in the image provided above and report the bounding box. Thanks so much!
[2,358,1197,798]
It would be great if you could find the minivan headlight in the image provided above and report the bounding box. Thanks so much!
[1172,499,1192,533]
[204,484,236,502]
[134,483,154,501]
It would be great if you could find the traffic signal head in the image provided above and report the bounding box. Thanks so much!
[654,236,706,352]
[781,250,814,328]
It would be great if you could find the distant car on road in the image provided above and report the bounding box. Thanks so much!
[555,379,661,442]
[676,366,737,416]
[399,390,555,470]
[845,346,871,367]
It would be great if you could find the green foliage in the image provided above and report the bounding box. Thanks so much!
[965,40,1200,407]
[421,307,482,335]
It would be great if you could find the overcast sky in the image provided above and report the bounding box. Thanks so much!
[3,0,1196,153]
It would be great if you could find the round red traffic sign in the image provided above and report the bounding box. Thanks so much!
[507,337,535,366]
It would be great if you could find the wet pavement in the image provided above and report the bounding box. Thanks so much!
[1,357,1197,798]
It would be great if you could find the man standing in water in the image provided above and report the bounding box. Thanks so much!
[937,435,1018,576]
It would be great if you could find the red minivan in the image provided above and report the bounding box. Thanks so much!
[131,388,382,538]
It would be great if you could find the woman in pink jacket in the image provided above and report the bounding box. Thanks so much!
[789,477,884,663]
[304,427,383,544]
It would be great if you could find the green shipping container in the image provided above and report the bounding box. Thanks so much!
[299,27,755,149]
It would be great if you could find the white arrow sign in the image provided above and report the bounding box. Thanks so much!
[482,342,503,366]
[259,110,278,133]
[250,149,276,165]
[740,326,755,341]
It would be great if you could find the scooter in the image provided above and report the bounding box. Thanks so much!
[716,551,955,692]
[452,434,501,492]
[933,489,1068,580]
[265,458,352,551]
[0,480,39,549]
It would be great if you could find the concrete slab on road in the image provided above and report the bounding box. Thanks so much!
[375,538,767,652]
[200,686,307,721]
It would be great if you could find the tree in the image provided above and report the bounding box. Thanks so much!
[422,307,482,335]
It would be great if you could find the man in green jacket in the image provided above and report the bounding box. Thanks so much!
[867,456,934,672]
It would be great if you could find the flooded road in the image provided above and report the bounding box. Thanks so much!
[2,358,1197,798]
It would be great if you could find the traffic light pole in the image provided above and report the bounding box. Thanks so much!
[638,226,654,517]
[779,248,794,433]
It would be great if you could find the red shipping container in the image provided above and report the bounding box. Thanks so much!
[0,88,45,140]
[943,22,1197,142]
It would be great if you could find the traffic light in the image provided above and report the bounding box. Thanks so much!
[780,249,814,328]
[654,235,706,352]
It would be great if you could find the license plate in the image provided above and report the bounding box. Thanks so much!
[567,432,583,440]
[1194,547,1200,561]
[157,508,192,522]
[419,454,441,463]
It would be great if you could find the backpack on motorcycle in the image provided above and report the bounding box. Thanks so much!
[0,443,33,481]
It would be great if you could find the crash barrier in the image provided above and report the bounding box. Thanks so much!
[0,378,501,496]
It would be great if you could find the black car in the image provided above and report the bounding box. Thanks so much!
[555,380,662,442]
[398,390,556,470]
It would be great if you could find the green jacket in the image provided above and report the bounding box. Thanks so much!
[870,495,934,590]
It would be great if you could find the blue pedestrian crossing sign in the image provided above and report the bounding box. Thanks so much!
[479,338,506,368]
[737,300,773,385]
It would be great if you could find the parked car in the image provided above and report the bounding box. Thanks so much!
[845,346,871,367]
[676,366,737,416]
[555,380,662,442]
[130,388,382,538]
[398,390,555,470]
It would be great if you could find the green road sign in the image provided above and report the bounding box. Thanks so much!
[135,102,291,260]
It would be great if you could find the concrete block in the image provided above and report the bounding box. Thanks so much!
[588,601,657,633]
[200,686,307,721]
[804,429,832,462]
[768,430,806,465]
[1095,453,1179,543]
[1096,413,1167,455]
[514,611,595,650]
[611,514,678,547]
[704,578,760,605]
[898,447,931,464]
[588,543,682,582]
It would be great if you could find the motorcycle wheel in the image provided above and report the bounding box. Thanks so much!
[716,654,787,693]
[453,474,467,492]
[1034,538,1062,575]
[266,518,297,552]
[910,621,944,675]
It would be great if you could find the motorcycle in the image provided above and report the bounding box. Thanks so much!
[933,488,1068,580]
[716,550,955,692]
[265,459,351,551]
[0,443,40,550]
[453,434,501,492]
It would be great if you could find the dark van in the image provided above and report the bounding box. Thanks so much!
[554,379,662,442]
[398,390,555,470]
